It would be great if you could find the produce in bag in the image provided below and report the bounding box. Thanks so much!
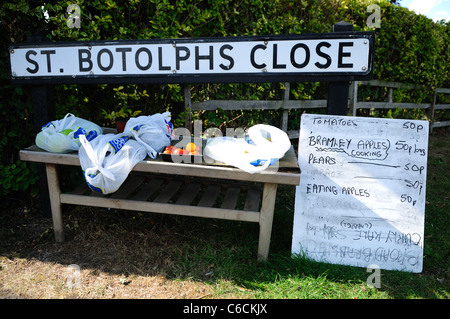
[204,124,291,174]
[35,113,102,153]
[124,112,175,158]
[78,133,147,195]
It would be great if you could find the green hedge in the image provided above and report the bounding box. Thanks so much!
[0,0,449,200]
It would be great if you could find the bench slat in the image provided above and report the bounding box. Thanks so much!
[244,188,262,212]
[70,182,90,195]
[220,187,241,210]
[131,178,164,201]
[176,182,202,205]
[111,175,146,199]
[60,193,260,223]
[19,147,300,185]
[197,184,221,207]
[153,180,183,203]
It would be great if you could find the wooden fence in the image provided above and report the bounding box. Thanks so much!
[350,80,450,132]
[188,80,449,137]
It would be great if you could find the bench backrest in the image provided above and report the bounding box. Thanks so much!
[9,22,374,133]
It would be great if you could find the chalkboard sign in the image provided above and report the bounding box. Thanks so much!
[292,114,429,273]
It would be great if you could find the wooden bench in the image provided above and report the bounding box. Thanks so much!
[20,142,299,260]
[10,22,374,261]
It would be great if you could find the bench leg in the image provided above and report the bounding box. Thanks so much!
[45,163,65,243]
[257,183,277,261]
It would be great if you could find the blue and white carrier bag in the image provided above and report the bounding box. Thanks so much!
[78,133,147,195]
[36,113,102,153]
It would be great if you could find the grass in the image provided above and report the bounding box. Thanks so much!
[1,128,449,299]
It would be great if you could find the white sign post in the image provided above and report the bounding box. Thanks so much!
[292,114,429,273]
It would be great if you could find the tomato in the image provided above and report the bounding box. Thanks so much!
[186,142,200,153]
[163,145,175,153]
[171,148,181,155]
[165,144,200,156]
[172,148,190,155]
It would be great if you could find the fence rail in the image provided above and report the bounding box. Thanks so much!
[188,80,450,137]
[350,80,450,131]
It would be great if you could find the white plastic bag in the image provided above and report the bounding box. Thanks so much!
[204,124,291,174]
[78,133,147,194]
[36,113,103,153]
[124,112,175,158]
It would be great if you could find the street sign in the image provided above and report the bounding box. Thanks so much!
[10,32,374,84]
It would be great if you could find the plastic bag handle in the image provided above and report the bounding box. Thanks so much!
[248,124,291,159]
[129,129,158,158]
[40,113,77,139]
[58,113,76,131]
[79,134,116,181]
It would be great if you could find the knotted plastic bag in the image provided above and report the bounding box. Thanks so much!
[204,124,291,174]
[35,113,102,153]
[124,112,175,158]
[78,133,147,194]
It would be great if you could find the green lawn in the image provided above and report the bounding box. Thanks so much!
[170,128,450,299]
